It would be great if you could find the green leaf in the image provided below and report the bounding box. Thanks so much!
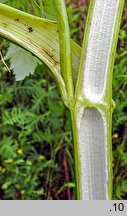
[1,0,56,19]
[2,181,12,190]
[0,3,81,103]
[57,182,75,195]
[0,136,17,158]
[2,107,35,125]
[0,0,9,3]
[42,0,56,20]
[0,0,26,10]
[4,43,42,80]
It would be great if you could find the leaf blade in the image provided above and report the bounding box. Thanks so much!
[0,3,81,103]
[4,43,42,80]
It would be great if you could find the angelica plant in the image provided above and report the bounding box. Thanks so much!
[0,0,125,199]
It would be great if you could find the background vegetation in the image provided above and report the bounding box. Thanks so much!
[0,0,127,200]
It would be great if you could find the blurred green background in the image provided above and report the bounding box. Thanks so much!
[0,0,127,200]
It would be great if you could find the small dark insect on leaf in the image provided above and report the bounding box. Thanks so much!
[15,18,19,21]
[28,27,33,32]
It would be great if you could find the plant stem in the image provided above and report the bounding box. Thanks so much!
[70,108,82,199]
[53,0,74,102]
[70,103,114,200]
[72,0,125,200]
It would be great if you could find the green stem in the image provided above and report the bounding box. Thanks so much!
[70,109,81,200]
[53,0,74,102]
[71,103,114,200]
[73,0,125,200]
